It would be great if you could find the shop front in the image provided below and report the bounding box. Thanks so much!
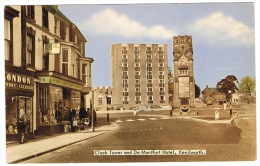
[38,73,83,135]
[5,71,35,141]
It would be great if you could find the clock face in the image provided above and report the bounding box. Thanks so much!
[180,58,187,66]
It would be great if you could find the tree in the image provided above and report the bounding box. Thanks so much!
[168,66,174,93]
[239,76,255,93]
[216,75,239,101]
[195,84,201,98]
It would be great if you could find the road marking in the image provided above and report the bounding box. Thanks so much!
[137,119,146,121]
[160,127,162,130]
[115,120,122,123]
[126,119,135,122]
[148,118,157,120]
[161,117,170,120]
[135,130,138,132]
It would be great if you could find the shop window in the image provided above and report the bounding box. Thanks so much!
[6,97,33,134]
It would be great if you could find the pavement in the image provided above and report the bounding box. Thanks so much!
[6,124,116,164]
[5,104,255,164]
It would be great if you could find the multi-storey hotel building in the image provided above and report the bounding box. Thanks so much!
[5,5,94,140]
[111,44,169,109]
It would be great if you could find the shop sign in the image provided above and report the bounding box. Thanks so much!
[39,76,83,91]
[5,72,34,91]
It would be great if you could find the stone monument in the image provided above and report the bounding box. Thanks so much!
[173,35,196,115]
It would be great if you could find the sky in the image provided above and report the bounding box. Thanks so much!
[0,0,258,90]
[55,1,257,90]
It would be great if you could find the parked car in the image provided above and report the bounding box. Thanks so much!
[138,106,153,112]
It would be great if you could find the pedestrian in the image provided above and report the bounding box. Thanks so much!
[89,109,97,127]
[79,105,87,121]
[17,108,27,144]
[93,109,97,126]
[69,108,76,132]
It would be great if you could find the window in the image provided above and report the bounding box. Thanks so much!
[160,87,165,92]
[54,18,60,35]
[26,6,34,19]
[42,54,49,70]
[160,96,165,103]
[62,49,69,75]
[82,64,88,84]
[42,39,49,70]
[147,54,152,59]
[148,96,153,104]
[98,98,102,105]
[179,70,188,75]
[54,54,60,73]
[26,34,34,66]
[4,19,10,61]
[60,21,67,40]
[122,71,128,75]
[42,8,49,28]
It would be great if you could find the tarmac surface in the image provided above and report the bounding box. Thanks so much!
[4,104,255,164]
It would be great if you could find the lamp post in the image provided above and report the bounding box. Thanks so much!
[91,90,95,132]
[228,90,232,116]
[170,94,173,116]
[106,96,110,122]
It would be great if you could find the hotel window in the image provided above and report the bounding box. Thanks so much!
[146,47,152,55]
[147,54,152,59]
[26,34,35,67]
[159,66,164,71]
[160,87,165,92]
[158,47,164,55]
[134,54,140,59]
[160,96,165,103]
[123,97,129,104]
[62,49,69,75]
[26,6,34,19]
[122,46,127,54]
[122,71,128,76]
[42,7,49,28]
[135,63,140,67]
[4,19,11,62]
[148,96,153,104]
[134,46,139,54]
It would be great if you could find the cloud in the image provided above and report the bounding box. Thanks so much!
[189,12,254,47]
[85,9,177,40]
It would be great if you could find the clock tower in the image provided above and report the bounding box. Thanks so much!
[173,35,196,115]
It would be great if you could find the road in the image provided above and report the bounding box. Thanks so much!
[21,109,256,163]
